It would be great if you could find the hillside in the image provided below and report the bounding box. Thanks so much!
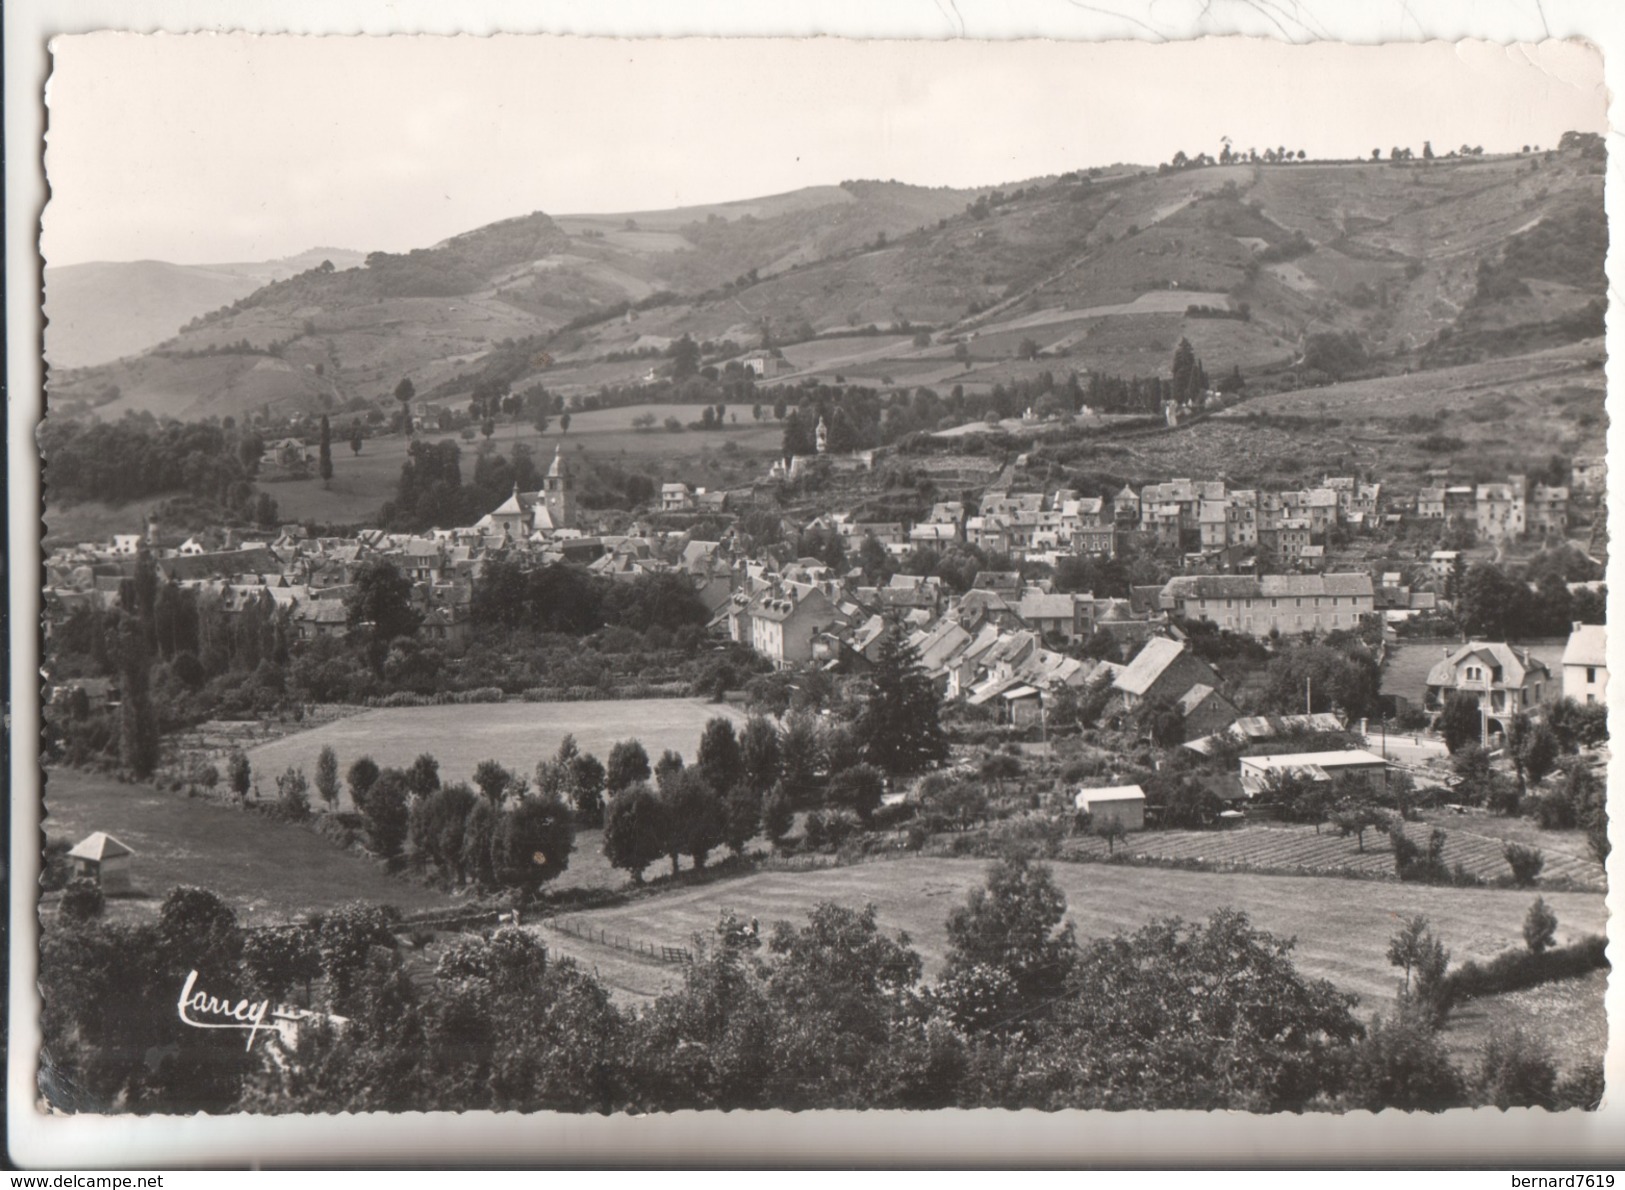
[45,148,1604,423]
[43,247,366,369]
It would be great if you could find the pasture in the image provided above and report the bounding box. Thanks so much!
[40,767,459,925]
[264,410,781,523]
[1061,813,1605,890]
[520,855,1609,1009]
[244,698,748,809]
[1439,969,1607,1081]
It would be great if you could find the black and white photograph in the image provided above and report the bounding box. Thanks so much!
[8,5,1623,1168]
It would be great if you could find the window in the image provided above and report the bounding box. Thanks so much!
[1588,667,1597,683]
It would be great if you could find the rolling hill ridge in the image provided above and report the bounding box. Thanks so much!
[45,149,1605,423]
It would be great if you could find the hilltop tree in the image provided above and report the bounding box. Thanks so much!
[857,624,949,777]
[670,335,701,380]
[394,377,416,434]
[318,415,333,487]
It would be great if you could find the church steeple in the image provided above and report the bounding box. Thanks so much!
[543,445,575,528]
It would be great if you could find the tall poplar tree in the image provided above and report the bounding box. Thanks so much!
[318,415,334,487]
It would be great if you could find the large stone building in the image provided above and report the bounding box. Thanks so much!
[1159,573,1375,638]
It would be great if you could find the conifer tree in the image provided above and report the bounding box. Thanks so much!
[858,622,948,777]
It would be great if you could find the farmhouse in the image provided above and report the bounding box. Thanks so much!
[1562,622,1608,706]
[1074,785,1146,831]
[1238,750,1388,798]
[66,831,135,892]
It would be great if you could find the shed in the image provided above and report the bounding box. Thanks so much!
[1073,785,1146,831]
[66,831,135,893]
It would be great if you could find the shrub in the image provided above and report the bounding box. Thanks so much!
[1344,1007,1466,1112]
[274,766,312,822]
[1440,934,1607,1003]
[1502,842,1544,887]
[869,801,916,831]
[59,877,105,922]
[804,808,862,851]
[1475,1028,1558,1110]
[1522,897,1558,953]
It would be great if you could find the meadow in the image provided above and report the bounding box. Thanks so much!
[519,855,1609,1009]
[41,767,459,925]
[1060,813,1605,889]
[244,697,748,810]
[265,407,783,523]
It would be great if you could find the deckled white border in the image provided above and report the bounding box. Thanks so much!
[7,0,1623,1169]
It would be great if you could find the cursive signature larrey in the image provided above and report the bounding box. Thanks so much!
[176,969,272,1050]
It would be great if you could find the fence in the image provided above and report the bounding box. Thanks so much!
[543,914,693,965]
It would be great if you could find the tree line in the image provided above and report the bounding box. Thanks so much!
[41,856,1600,1115]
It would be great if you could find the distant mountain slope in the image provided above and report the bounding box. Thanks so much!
[44,247,365,369]
[47,151,1604,422]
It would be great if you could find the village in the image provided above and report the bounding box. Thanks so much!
[46,418,1608,822]
[27,35,1614,1129]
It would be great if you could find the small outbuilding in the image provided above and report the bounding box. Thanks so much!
[1073,785,1147,832]
[66,831,135,893]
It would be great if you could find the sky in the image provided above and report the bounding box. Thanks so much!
[42,34,1608,267]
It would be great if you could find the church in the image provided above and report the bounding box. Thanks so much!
[477,446,577,542]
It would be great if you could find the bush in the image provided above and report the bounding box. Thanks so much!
[1502,842,1544,887]
[869,801,916,831]
[1475,1028,1557,1110]
[1441,934,1607,1003]
[59,877,105,922]
[1522,897,1557,953]
[803,808,861,851]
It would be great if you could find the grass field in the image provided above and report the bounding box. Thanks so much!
[244,698,748,810]
[266,409,782,524]
[1438,970,1608,1082]
[1060,813,1605,889]
[521,856,1609,1009]
[41,767,460,925]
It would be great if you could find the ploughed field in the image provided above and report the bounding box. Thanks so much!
[528,856,1609,1009]
[244,698,747,812]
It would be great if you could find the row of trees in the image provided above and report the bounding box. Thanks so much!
[42,859,1598,1115]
